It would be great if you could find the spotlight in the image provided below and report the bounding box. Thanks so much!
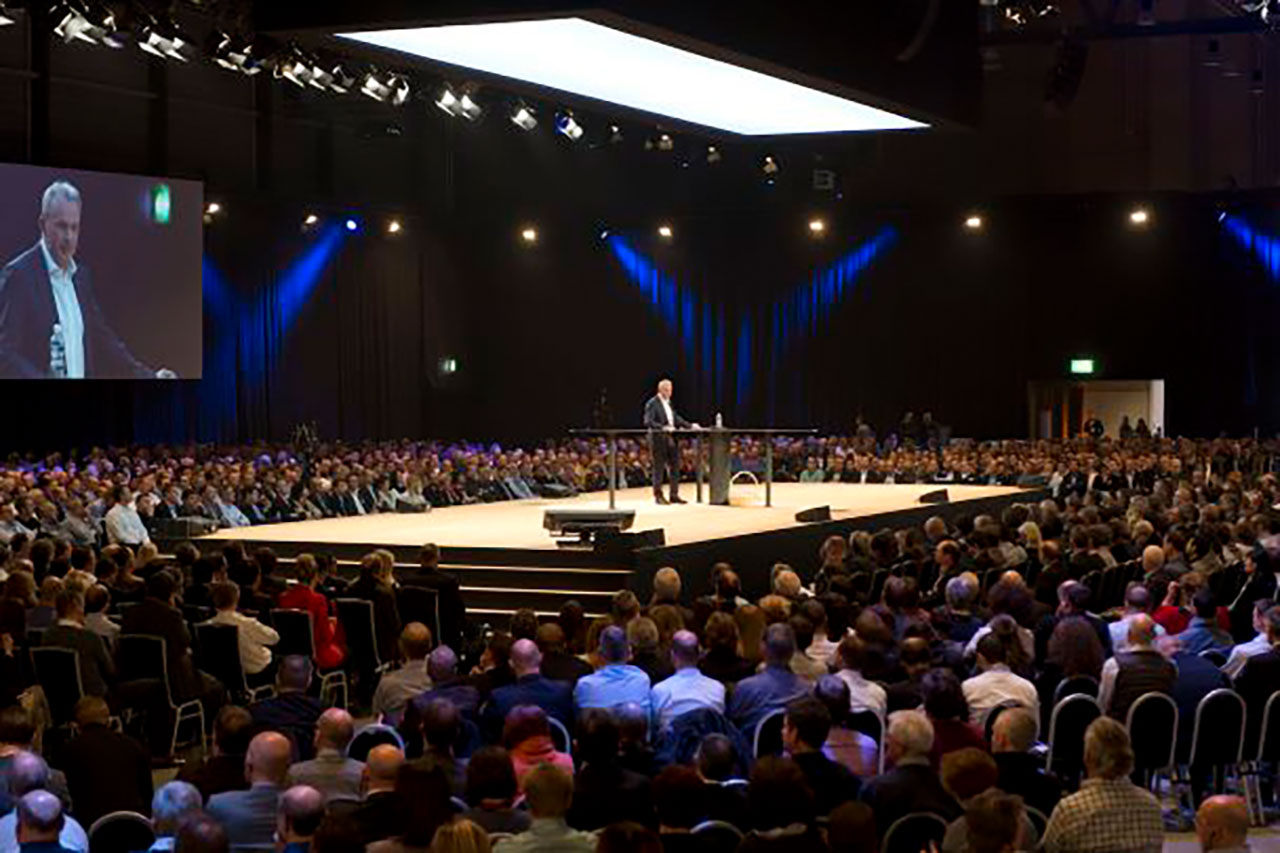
[964,214,984,230]
[211,33,263,75]
[808,218,826,235]
[761,155,780,176]
[387,219,402,235]
[275,54,312,88]
[345,218,359,232]
[53,2,122,47]
[608,124,624,145]
[326,65,357,94]
[435,86,460,114]
[456,93,482,121]
[0,2,13,26]
[645,133,674,152]
[555,111,584,141]
[303,213,319,227]
[599,227,611,240]
[138,23,188,61]
[657,224,673,239]
[511,104,538,131]
[706,145,722,164]
[205,202,222,215]
[363,72,409,105]
[520,227,538,244]
[1129,207,1150,226]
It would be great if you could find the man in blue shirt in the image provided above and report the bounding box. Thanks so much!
[726,623,810,737]
[1179,589,1233,656]
[574,626,651,718]
[650,630,725,732]
[13,791,75,853]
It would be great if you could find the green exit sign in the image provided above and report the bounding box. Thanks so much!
[1070,358,1095,375]
[151,183,171,224]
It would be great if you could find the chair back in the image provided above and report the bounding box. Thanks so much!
[194,623,249,697]
[182,605,213,625]
[1025,805,1049,841]
[1256,691,1280,763]
[1190,688,1248,768]
[1045,694,1102,780]
[272,608,316,658]
[87,810,155,853]
[30,647,84,726]
[848,706,886,773]
[1053,675,1099,706]
[548,716,572,757]
[396,586,441,642]
[1125,692,1178,776]
[882,812,948,853]
[1200,649,1228,667]
[690,820,744,853]
[983,700,1026,743]
[116,634,172,700]
[335,598,382,670]
[347,723,406,761]
[753,708,786,758]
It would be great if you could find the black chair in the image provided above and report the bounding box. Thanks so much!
[347,723,406,761]
[117,634,206,756]
[882,812,948,853]
[1099,566,1121,610]
[1025,805,1048,842]
[1200,648,1228,667]
[1045,694,1102,788]
[1052,675,1099,706]
[88,810,154,853]
[1243,691,1280,825]
[335,598,389,675]
[25,627,45,647]
[397,585,441,643]
[849,707,886,773]
[1182,687,1248,804]
[273,607,348,709]
[753,708,786,758]
[182,605,213,626]
[983,700,1026,744]
[690,820,744,853]
[194,623,274,704]
[548,716,572,757]
[30,647,84,727]
[1125,692,1178,791]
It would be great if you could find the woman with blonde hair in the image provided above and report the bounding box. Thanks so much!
[430,818,491,853]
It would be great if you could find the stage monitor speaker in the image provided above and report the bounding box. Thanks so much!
[595,528,666,558]
[918,489,950,504]
[543,508,635,535]
[795,506,831,523]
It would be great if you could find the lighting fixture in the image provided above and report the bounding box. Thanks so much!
[276,54,312,88]
[304,214,319,226]
[761,155,780,176]
[511,104,538,130]
[435,86,460,113]
[555,111,584,141]
[345,218,359,232]
[706,145,722,164]
[520,227,538,244]
[338,17,927,135]
[808,218,826,234]
[138,24,189,61]
[363,72,410,105]
[53,3,123,47]
[205,202,222,215]
[964,214,984,230]
[456,93,482,120]
[325,65,357,93]
[1129,207,1150,226]
[657,224,673,239]
[645,133,674,152]
[0,2,14,26]
[212,34,263,75]
[607,124,624,145]
[387,219,403,234]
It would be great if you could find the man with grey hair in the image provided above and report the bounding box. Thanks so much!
[0,179,176,379]
[275,785,325,851]
[0,752,89,852]
[14,791,71,852]
[148,781,201,851]
[1041,717,1163,853]
[861,709,961,835]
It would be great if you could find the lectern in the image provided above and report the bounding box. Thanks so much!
[572,427,817,509]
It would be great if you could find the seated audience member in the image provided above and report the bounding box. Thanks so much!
[964,580,1035,664]
[1231,605,1280,750]
[275,785,325,853]
[937,572,984,644]
[59,696,152,826]
[736,757,824,851]
[615,701,656,777]
[783,615,826,686]
[782,695,860,817]
[960,789,1027,853]
[834,634,887,716]
[206,731,294,849]
[1177,589,1233,655]
[827,801,878,853]
[1222,599,1273,678]
[470,631,516,701]
[173,813,229,853]
[695,734,749,830]
[885,636,932,713]
[41,589,113,698]
[727,623,810,737]
[334,743,404,844]
[1195,795,1250,853]
[534,623,592,686]
[492,763,595,852]
[371,622,434,722]
[697,612,755,685]
[250,655,325,761]
[26,576,59,631]
[565,709,654,831]
[939,748,1037,852]
[204,582,279,679]
[860,709,962,836]
[573,625,652,717]
[348,551,402,669]
[483,638,574,739]
[650,765,705,853]
[628,617,675,685]
[501,704,573,792]
[419,697,468,795]
[1098,614,1176,722]
[0,709,70,811]
[1109,585,1164,652]
[12,791,73,853]
[286,708,364,802]
[650,630,726,732]
[990,707,1062,817]
[430,819,491,853]
[397,543,465,652]
[148,781,202,852]
[596,822,661,853]
[1041,717,1163,853]
[122,570,221,710]
[460,746,531,836]
[963,630,1039,726]
[419,646,481,720]
[801,598,840,666]
[815,674,878,778]
[0,753,87,852]
[177,705,254,801]
[366,759,454,853]
[922,668,988,769]
[276,553,346,670]
[81,585,118,651]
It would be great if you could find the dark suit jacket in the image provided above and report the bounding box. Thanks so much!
[398,566,466,650]
[58,723,152,826]
[0,242,152,378]
[483,674,574,739]
[347,575,401,665]
[791,751,861,817]
[120,597,201,700]
[176,752,249,802]
[250,692,324,761]
[42,623,114,697]
[860,761,961,836]
[993,751,1063,816]
[1232,647,1280,752]
[541,651,594,686]
[643,395,691,430]
[565,762,654,831]
[329,790,405,845]
[206,782,281,848]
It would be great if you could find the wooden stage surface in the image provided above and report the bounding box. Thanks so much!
[201,482,1025,551]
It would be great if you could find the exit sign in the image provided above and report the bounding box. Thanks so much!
[1070,358,1095,375]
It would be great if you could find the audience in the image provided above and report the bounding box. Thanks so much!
[176,705,254,801]
[565,709,653,831]
[860,709,962,835]
[206,731,293,848]
[483,639,573,739]
[366,759,453,853]
[1195,794,1250,853]
[0,752,88,853]
[727,623,809,737]
[371,622,434,722]
[502,705,572,791]
[963,626,1039,726]
[989,706,1061,816]
[250,655,324,761]
[276,553,346,670]
[459,746,530,836]
[149,781,203,852]
[737,757,824,851]
[781,694,861,816]
[335,743,404,844]
[275,785,325,853]
[649,630,725,732]
[58,696,152,826]
[285,708,364,802]
[204,581,279,680]
[13,791,72,853]
[1098,614,1176,721]
[492,763,594,852]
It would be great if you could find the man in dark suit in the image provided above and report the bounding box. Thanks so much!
[483,639,574,740]
[58,696,152,826]
[398,543,466,651]
[329,744,405,844]
[119,570,202,701]
[177,705,254,801]
[991,706,1062,817]
[860,709,962,835]
[535,622,593,686]
[643,378,698,505]
[782,695,861,817]
[565,709,653,831]
[41,589,114,697]
[0,180,173,379]
[206,731,292,848]
[250,655,325,761]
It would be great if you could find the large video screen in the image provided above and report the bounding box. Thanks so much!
[0,163,202,380]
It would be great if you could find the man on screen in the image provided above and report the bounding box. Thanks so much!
[643,378,699,505]
[0,180,176,379]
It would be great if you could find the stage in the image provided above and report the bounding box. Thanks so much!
[195,482,1038,620]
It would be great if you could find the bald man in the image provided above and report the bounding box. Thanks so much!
[0,752,89,852]
[1196,795,1249,852]
[15,791,66,850]
[371,622,434,721]
[483,637,574,739]
[1098,613,1177,722]
[206,731,292,847]
[285,708,364,802]
[276,785,325,849]
[332,744,406,845]
[651,630,725,731]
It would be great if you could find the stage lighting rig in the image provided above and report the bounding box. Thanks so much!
[644,132,674,152]
[554,110,584,140]
[436,85,482,120]
[138,20,189,61]
[706,145,722,164]
[761,155,780,176]
[0,2,16,26]
[362,71,410,105]
[275,51,313,87]
[607,124,624,145]
[52,2,123,47]
[510,103,538,130]
[211,32,263,75]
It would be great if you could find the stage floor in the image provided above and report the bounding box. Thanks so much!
[200,482,1024,551]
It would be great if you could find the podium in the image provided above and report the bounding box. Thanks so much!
[572,427,817,509]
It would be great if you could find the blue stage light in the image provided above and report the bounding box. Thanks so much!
[1221,213,1280,280]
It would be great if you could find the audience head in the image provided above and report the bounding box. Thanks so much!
[152,781,202,837]
[509,637,542,677]
[576,707,621,765]
[762,622,796,667]
[1196,795,1250,852]
[991,706,1037,754]
[314,708,355,753]
[523,763,574,820]
[886,709,935,764]
[419,543,440,569]
[174,813,229,853]
[245,731,293,786]
[611,589,641,625]
[625,616,659,655]
[422,698,461,752]
[783,695,831,754]
[364,744,405,794]
[210,581,239,612]
[922,667,970,723]
[828,801,878,853]
[652,566,682,603]
[509,609,539,642]
[652,765,705,831]
[276,655,313,693]
[669,629,700,669]
[395,759,454,846]
[501,704,550,751]
[146,569,178,603]
[277,785,325,845]
[1127,613,1158,649]
[1142,545,1165,574]
[596,822,661,853]
[1083,717,1135,780]
[940,747,1000,801]
[599,624,630,664]
[964,789,1025,853]
[430,818,492,853]
[72,695,110,728]
[464,745,518,806]
[428,645,459,681]
[7,751,50,796]
[747,756,815,830]
[399,622,433,661]
[15,790,63,845]
[696,733,737,782]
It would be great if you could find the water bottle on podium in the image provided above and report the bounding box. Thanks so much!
[49,323,66,378]
[715,412,723,429]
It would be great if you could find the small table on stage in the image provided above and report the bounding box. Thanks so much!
[572,427,818,510]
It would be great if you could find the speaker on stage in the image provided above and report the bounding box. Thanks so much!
[918,489,949,504]
[795,506,831,523]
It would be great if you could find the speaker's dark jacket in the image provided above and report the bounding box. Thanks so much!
[643,394,691,430]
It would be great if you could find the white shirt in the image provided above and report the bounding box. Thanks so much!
[659,396,674,426]
[1223,633,1271,679]
[104,502,150,545]
[41,237,85,378]
[962,664,1040,726]
[964,623,1036,662]
[835,669,887,716]
[650,666,726,732]
[0,809,88,852]
[205,610,280,674]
